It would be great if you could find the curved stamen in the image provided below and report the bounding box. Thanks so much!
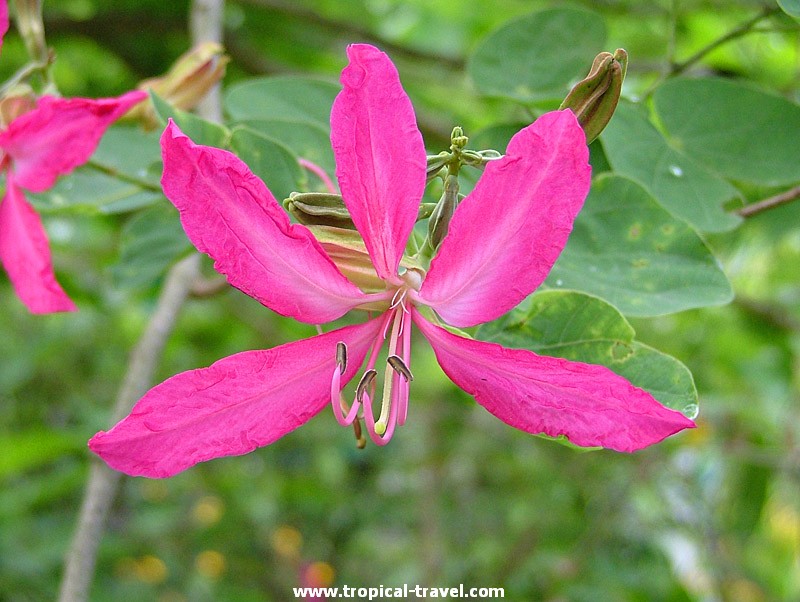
[389,286,408,310]
[398,313,412,426]
[330,365,360,426]
[361,388,398,446]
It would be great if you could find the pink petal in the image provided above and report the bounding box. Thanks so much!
[161,120,375,324]
[414,310,695,452]
[330,44,426,283]
[418,110,591,327]
[0,1,8,53]
[0,177,76,313]
[0,91,146,192]
[89,318,383,478]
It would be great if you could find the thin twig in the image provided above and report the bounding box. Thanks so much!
[643,6,780,97]
[57,1,224,600]
[736,184,800,218]
[669,6,779,78]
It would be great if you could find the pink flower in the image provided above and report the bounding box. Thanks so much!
[0,90,146,313]
[89,44,694,478]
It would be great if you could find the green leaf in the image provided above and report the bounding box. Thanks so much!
[778,0,800,21]
[229,126,304,201]
[653,77,800,186]
[478,289,698,417]
[0,430,84,480]
[601,102,742,232]
[224,76,340,129]
[237,118,336,179]
[91,125,162,184]
[468,7,607,102]
[28,168,163,215]
[27,125,164,214]
[111,203,193,289]
[150,91,229,148]
[548,174,733,316]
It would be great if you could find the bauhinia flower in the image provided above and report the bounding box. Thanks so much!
[89,44,695,478]
[0,90,146,312]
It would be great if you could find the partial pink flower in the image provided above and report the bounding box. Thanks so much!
[0,90,146,313]
[0,1,8,54]
[90,44,694,478]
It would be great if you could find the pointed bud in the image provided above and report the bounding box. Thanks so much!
[426,172,460,252]
[560,48,627,143]
[0,85,37,129]
[125,43,229,129]
[285,192,355,229]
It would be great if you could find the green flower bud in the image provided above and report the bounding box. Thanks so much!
[560,48,628,143]
[284,192,356,229]
[426,173,460,252]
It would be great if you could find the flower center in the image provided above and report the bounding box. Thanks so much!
[330,283,416,447]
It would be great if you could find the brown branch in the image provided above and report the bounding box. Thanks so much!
[736,184,800,218]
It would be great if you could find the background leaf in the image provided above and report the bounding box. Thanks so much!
[111,203,193,289]
[601,102,742,232]
[150,91,229,148]
[653,77,800,186]
[548,174,733,316]
[229,126,304,201]
[224,76,340,129]
[238,118,336,179]
[467,7,607,102]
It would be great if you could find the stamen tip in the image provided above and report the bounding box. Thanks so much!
[336,341,347,375]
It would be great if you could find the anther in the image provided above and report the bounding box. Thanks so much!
[387,355,414,382]
[336,342,347,375]
[356,369,378,402]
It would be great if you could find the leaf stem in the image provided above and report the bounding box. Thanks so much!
[736,184,800,218]
[85,159,163,192]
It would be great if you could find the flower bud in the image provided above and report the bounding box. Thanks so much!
[0,85,37,129]
[125,42,229,129]
[284,192,356,229]
[426,172,459,252]
[560,48,627,143]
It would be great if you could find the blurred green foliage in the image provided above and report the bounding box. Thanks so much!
[2,1,800,601]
